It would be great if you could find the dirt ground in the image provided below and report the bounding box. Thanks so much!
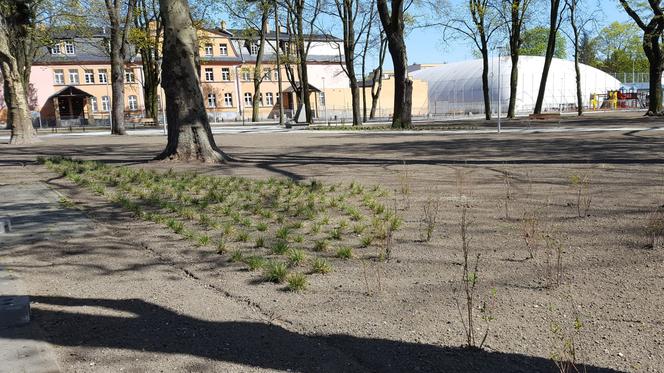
[1,117,664,372]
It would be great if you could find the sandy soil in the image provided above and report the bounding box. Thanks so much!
[1,116,663,372]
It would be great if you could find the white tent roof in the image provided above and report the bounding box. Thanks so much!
[410,56,621,114]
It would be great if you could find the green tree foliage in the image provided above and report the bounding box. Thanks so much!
[577,31,597,66]
[520,26,567,58]
[592,21,648,73]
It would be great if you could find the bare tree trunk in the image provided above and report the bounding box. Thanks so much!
[106,0,136,135]
[480,45,491,120]
[361,17,371,123]
[370,36,387,119]
[252,7,269,122]
[569,0,582,116]
[109,40,126,134]
[533,0,562,114]
[377,0,411,128]
[645,34,663,115]
[0,60,35,144]
[0,33,35,143]
[619,0,664,115]
[156,0,225,162]
[134,0,162,124]
[506,0,528,119]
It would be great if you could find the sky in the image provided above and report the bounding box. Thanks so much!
[398,1,631,69]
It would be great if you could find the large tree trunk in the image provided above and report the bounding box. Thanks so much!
[295,0,313,124]
[508,53,518,118]
[252,8,269,122]
[571,13,582,116]
[370,37,387,119]
[533,0,561,114]
[156,0,225,162]
[344,36,361,126]
[0,29,36,144]
[377,0,411,129]
[481,46,491,120]
[109,41,126,134]
[106,0,135,135]
[644,33,663,115]
[387,36,412,128]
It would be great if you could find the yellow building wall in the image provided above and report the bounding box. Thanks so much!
[321,76,428,119]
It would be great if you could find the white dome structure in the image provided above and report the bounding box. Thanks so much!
[410,56,621,115]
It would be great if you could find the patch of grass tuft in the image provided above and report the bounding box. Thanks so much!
[336,247,353,259]
[264,261,289,283]
[312,258,331,274]
[286,273,308,292]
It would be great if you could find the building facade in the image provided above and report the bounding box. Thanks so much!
[29,24,350,126]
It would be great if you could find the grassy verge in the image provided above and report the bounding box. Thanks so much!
[40,156,401,292]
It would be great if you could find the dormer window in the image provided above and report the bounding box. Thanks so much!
[204,43,213,56]
[64,41,75,54]
[219,43,228,55]
[49,44,61,55]
[250,44,259,55]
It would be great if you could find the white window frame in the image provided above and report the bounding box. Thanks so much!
[241,69,251,81]
[90,97,98,112]
[84,69,95,84]
[101,96,110,112]
[125,69,135,83]
[207,93,217,108]
[204,68,214,81]
[219,43,228,55]
[98,69,108,83]
[54,69,64,84]
[50,44,61,55]
[128,95,138,110]
[264,68,272,81]
[204,43,213,56]
[244,92,252,107]
[221,68,230,81]
[250,44,259,55]
[68,69,79,84]
[64,41,75,54]
[265,92,273,106]
[224,93,233,107]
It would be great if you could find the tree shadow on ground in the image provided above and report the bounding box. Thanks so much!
[0,296,626,373]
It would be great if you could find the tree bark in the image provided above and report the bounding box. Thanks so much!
[618,0,664,115]
[337,0,361,126]
[252,6,270,122]
[644,32,663,115]
[533,0,562,114]
[295,0,313,124]
[377,0,412,128]
[106,0,136,135]
[480,45,491,120]
[156,0,225,162]
[0,57,35,144]
[569,0,582,116]
[506,1,524,118]
[134,0,162,124]
[370,36,387,119]
[0,0,37,144]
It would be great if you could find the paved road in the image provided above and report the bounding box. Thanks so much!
[4,120,664,142]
